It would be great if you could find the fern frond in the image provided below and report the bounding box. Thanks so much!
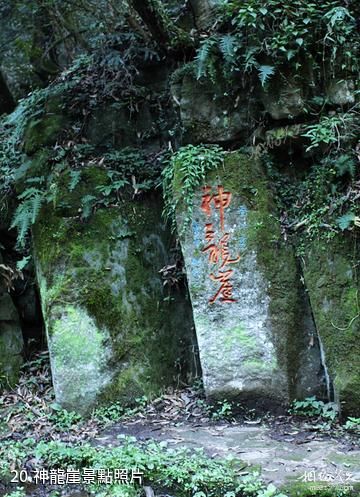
[243,46,258,72]
[68,170,82,192]
[219,34,236,64]
[11,203,32,247]
[10,189,44,248]
[324,6,354,29]
[81,195,97,219]
[336,212,356,231]
[258,65,275,87]
[18,187,43,200]
[195,36,218,80]
[30,193,43,224]
[25,176,45,185]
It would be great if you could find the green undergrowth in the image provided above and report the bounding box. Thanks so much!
[265,149,360,252]
[9,142,160,253]
[91,395,149,425]
[195,0,359,87]
[290,397,338,422]
[0,436,288,497]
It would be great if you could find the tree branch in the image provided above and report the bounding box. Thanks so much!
[128,0,193,52]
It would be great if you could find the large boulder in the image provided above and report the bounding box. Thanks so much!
[33,168,195,414]
[171,66,259,143]
[174,151,325,407]
[0,253,24,388]
[302,236,360,416]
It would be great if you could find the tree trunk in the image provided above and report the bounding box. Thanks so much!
[129,0,193,52]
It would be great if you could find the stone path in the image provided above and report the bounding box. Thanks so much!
[96,422,360,489]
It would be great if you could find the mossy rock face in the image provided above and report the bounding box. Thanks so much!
[302,236,360,416]
[0,253,24,389]
[170,66,259,144]
[23,97,66,155]
[326,79,356,106]
[33,168,195,414]
[174,151,325,407]
[0,3,43,99]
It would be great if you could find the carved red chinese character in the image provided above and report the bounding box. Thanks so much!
[202,231,240,268]
[200,186,213,217]
[209,269,237,304]
[202,223,219,264]
[212,186,232,232]
[218,233,241,268]
[200,185,232,231]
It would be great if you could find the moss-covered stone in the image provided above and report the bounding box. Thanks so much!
[174,151,325,407]
[33,167,195,414]
[23,97,66,155]
[170,66,260,143]
[302,235,360,416]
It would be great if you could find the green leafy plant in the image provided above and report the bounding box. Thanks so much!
[302,114,356,152]
[92,396,149,424]
[0,438,35,481]
[344,416,360,432]
[211,399,233,421]
[195,35,219,81]
[49,405,83,431]
[3,488,26,497]
[10,188,45,248]
[267,145,360,246]
[194,0,359,87]
[68,170,82,192]
[336,212,360,231]
[258,65,275,87]
[162,144,224,234]
[290,397,338,423]
[334,153,357,178]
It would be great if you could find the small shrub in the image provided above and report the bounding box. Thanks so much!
[290,397,338,423]
[344,417,360,432]
[49,404,82,431]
